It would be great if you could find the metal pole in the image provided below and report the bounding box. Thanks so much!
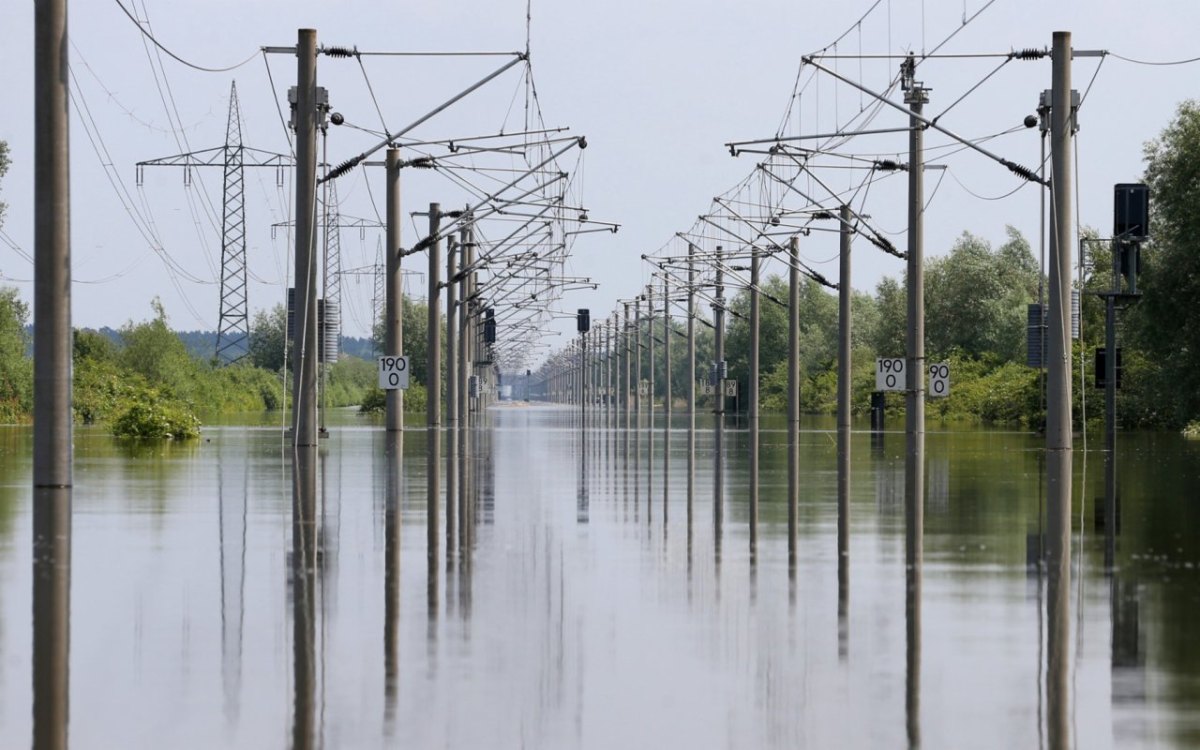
[427,203,442,565]
[1106,245,1118,455]
[748,247,761,556]
[385,149,403,431]
[713,246,726,531]
[787,236,800,566]
[291,29,320,446]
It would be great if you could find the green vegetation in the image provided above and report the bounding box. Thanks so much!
[0,288,32,424]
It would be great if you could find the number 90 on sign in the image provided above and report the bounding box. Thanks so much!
[928,362,950,398]
[378,356,410,390]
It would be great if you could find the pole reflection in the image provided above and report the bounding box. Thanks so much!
[577,429,589,524]
[383,432,402,731]
[905,478,921,750]
[291,449,318,750]
[32,487,71,750]
[1045,449,1071,750]
[218,440,247,731]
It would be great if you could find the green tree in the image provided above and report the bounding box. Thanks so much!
[925,228,1039,361]
[1127,100,1200,426]
[119,299,195,388]
[0,287,32,422]
[371,296,444,388]
[0,139,10,228]
[871,275,906,357]
[249,304,289,371]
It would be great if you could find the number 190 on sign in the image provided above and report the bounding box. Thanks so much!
[378,356,410,390]
[875,357,906,392]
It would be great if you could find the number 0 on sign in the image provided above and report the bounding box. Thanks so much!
[876,357,906,392]
[377,356,410,390]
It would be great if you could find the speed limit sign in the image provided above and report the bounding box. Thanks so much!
[875,357,906,392]
[928,362,950,398]
[377,356,410,390]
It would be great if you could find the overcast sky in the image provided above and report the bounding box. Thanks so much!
[3,0,1200,359]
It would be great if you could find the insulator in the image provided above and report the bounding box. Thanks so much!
[326,157,361,180]
[322,46,356,58]
[1004,159,1039,183]
[1013,48,1047,60]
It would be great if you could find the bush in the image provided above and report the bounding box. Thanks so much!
[359,387,386,413]
[359,382,427,415]
[111,392,200,440]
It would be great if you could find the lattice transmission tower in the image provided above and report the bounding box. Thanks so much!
[137,81,292,364]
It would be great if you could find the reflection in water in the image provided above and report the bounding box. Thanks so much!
[291,449,318,750]
[1045,450,1071,750]
[11,410,1200,747]
[905,467,921,749]
[383,432,402,731]
[32,487,70,750]
[577,429,589,524]
[218,441,247,731]
[1104,451,1146,733]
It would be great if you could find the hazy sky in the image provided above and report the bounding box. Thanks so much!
[3,0,1200,359]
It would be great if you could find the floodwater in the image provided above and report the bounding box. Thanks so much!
[1,404,1199,748]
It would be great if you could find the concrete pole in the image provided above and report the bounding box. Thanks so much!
[1047,31,1075,462]
[662,274,671,523]
[748,247,761,555]
[458,226,470,550]
[427,204,442,565]
[1046,30,1074,750]
[687,245,697,535]
[648,285,655,423]
[291,29,320,446]
[787,236,800,566]
[624,303,632,433]
[903,54,927,748]
[713,246,726,531]
[903,53,927,574]
[32,3,72,730]
[385,149,404,431]
[635,296,643,431]
[646,285,655,521]
[838,204,853,592]
[606,320,613,430]
[445,236,458,556]
[33,0,72,489]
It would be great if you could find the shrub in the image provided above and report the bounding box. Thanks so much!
[111,393,200,440]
